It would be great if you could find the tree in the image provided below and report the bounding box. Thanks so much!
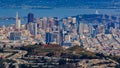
[59,59,66,65]
[46,52,54,57]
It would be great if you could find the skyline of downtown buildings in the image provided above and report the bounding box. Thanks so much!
[0,11,119,59]
[7,12,120,46]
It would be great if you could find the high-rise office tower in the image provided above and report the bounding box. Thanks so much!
[46,32,52,44]
[27,13,35,36]
[79,22,84,35]
[33,23,37,36]
[16,12,21,31]
[49,18,54,28]
[72,17,76,24]
[60,29,63,45]
[89,24,93,37]
[27,13,33,29]
[42,17,47,30]
[27,22,34,35]
[59,21,64,45]
[17,19,21,30]
[28,13,34,23]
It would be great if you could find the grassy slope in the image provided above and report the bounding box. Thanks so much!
[20,44,98,59]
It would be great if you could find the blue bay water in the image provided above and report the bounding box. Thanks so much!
[0,8,120,26]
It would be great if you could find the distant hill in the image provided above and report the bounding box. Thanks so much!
[0,0,120,9]
[16,44,120,64]
[18,44,99,59]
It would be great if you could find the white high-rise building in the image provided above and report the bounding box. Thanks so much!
[79,22,84,35]
[16,12,21,31]
[17,19,21,30]
[72,17,76,23]
[33,23,37,36]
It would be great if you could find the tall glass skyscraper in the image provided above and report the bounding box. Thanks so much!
[46,32,52,44]
[28,13,34,23]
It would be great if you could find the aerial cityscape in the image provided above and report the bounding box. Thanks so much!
[0,0,120,68]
